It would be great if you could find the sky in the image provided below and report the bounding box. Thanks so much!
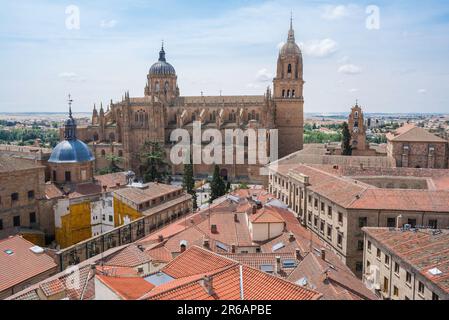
[0,0,449,114]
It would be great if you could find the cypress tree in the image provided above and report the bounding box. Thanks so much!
[210,165,226,203]
[342,122,352,156]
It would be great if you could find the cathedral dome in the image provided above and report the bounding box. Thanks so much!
[49,140,95,164]
[280,41,301,56]
[149,45,176,76]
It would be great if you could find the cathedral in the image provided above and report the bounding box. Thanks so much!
[75,19,304,183]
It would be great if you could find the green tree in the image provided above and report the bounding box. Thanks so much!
[97,154,124,175]
[210,165,226,203]
[140,141,168,183]
[341,122,352,156]
[182,155,197,210]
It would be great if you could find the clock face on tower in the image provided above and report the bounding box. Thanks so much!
[353,127,359,133]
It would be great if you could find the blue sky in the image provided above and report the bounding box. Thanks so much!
[0,0,449,113]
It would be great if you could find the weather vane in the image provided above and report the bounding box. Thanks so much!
[68,94,73,117]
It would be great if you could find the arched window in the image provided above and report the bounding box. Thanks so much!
[118,150,123,157]
[135,113,138,122]
[101,150,106,157]
[256,113,260,121]
[288,64,292,74]
[109,133,115,142]
[155,81,160,92]
[251,110,256,120]
[292,90,295,98]
[165,81,169,92]
[93,133,99,141]
[282,89,285,98]
[287,90,290,98]
[192,113,196,121]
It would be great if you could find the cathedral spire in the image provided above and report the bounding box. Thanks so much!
[159,41,166,62]
[64,94,77,140]
[288,12,295,43]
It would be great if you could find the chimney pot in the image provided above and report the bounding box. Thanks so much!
[211,224,218,234]
[201,275,214,295]
[203,237,210,249]
[289,232,295,242]
[321,248,326,261]
[295,248,301,260]
[231,244,236,253]
[275,256,281,274]
[252,205,257,215]
[158,235,164,242]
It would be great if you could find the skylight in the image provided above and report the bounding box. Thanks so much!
[428,268,443,276]
[144,272,174,286]
[216,241,228,251]
[282,259,297,268]
[4,249,14,255]
[296,277,308,286]
[272,242,285,252]
[260,264,274,273]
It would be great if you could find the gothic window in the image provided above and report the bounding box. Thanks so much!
[287,90,290,98]
[292,90,295,98]
[109,133,115,142]
[282,89,285,98]
[251,110,256,120]
[288,64,292,74]
[135,113,138,122]
[93,133,99,141]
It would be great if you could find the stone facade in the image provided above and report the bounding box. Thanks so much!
[0,156,50,244]
[386,124,449,169]
[71,22,304,183]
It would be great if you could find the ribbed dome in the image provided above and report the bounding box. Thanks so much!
[149,45,176,76]
[49,140,94,164]
[280,42,301,56]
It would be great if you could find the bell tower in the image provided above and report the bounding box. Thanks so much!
[273,16,304,158]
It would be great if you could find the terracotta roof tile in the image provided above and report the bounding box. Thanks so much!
[103,244,151,268]
[96,275,155,300]
[94,172,128,191]
[0,236,58,292]
[45,183,64,199]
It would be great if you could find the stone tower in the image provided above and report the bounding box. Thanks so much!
[348,102,368,152]
[273,17,304,158]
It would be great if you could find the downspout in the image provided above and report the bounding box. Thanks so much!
[239,265,244,300]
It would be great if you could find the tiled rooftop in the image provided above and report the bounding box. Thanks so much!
[0,236,57,293]
[363,227,449,294]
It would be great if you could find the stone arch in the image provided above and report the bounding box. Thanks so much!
[109,132,115,142]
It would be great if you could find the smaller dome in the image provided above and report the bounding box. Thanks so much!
[49,140,95,164]
[149,44,176,76]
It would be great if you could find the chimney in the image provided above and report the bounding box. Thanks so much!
[289,232,295,242]
[396,215,403,229]
[116,182,120,187]
[180,240,187,253]
[102,185,107,192]
[321,248,326,261]
[137,245,144,252]
[200,275,214,296]
[231,244,236,253]
[203,238,210,249]
[275,256,281,274]
[295,248,302,261]
[234,214,239,223]
[158,235,164,243]
[252,205,257,215]
[211,224,218,234]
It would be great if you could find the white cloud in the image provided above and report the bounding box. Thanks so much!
[418,89,427,94]
[255,68,273,82]
[338,64,362,75]
[58,72,87,82]
[349,88,359,93]
[322,5,350,20]
[246,83,261,89]
[100,20,118,28]
[300,39,338,58]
